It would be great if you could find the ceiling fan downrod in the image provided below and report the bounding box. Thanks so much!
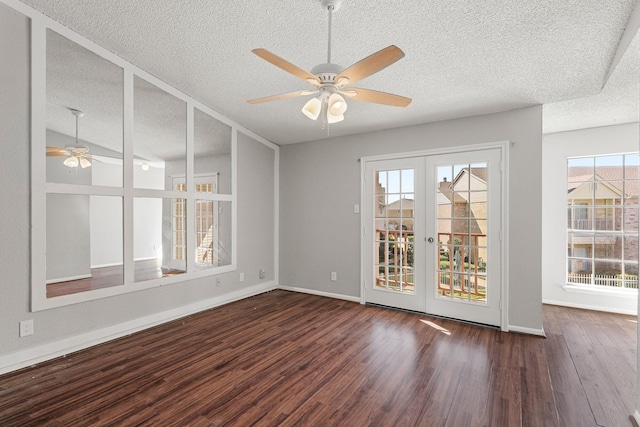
[327,4,333,64]
[70,108,84,146]
[320,0,343,64]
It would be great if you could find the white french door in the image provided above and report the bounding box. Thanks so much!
[364,157,426,312]
[424,149,502,326]
[363,148,503,327]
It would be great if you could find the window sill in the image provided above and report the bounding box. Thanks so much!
[562,284,638,298]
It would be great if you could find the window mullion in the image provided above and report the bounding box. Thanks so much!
[123,69,134,285]
[185,104,195,274]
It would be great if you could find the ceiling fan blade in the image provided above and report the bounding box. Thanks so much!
[252,49,320,85]
[247,90,317,104]
[342,88,412,107]
[336,45,405,85]
[46,146,70,156]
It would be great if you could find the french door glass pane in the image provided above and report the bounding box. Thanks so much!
[436,162,488,303]
[374,169,415,294]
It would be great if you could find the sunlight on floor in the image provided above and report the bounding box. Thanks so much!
[420,319,451,336]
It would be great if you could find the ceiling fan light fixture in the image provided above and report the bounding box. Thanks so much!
[327,111,344,124]
[63,156,79,168]
[328,93,347,116]
[302,97,322,120]
[79,157,92,169]
[248,0,411,127]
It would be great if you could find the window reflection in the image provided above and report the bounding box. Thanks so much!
[46,194,123,298]
[46,30,123,187]
[194,109,232,194]
[133,76,186,189]
[40,28,236,304]
[134,197,186,282]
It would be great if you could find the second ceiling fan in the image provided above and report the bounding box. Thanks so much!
[247,0,411,124]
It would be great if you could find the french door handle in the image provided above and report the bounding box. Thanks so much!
[427,237,434,243]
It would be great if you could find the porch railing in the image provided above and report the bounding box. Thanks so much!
[567,272,638,289]
[568,218,614,230]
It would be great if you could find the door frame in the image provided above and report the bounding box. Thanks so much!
[360,141,510,331]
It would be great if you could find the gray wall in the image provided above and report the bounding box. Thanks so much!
[280,106,544,331]
[0,4,276,358]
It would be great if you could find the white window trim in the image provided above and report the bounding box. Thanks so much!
[28,6,245,311]
[565,153,639,292]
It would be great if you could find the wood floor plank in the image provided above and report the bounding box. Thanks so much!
[482,366,523,427]
[520,338,560,427]
[0,292,636,426]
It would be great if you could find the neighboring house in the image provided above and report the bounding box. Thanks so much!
[385,198,414,231]
[437,168,488,267]
[567,166,639,279]
[374,167,490,294]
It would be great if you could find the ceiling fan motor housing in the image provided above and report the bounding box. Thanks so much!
[319,0,343,12]
[310,62,343,85]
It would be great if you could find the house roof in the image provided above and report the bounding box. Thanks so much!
[568,166,639,196]
[466,168,487,183]
[387,198,414,210]
[23,0,640,146]
[437,167,488,203]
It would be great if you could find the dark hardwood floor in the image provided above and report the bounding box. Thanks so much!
[0,290,636,426]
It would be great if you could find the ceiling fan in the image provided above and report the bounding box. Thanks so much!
[46,108,99,168]
[247,0,411,124]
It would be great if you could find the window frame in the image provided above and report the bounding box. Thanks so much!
[31,20,238,311]
[566,153,639,291]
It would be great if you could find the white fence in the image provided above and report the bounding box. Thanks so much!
[568,273,638,289]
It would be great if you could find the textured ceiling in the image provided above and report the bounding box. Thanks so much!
[22,0,640,145]
[543,30,639,134]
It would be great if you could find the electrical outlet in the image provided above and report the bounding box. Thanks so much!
[354,204,360,214]
[19,320,34,337]
[216,277,222,287]
[259,268,265,279]
[239,272,245,282]
[331,272,337,281]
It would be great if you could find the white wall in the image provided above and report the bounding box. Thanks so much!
[133,197,163,261]
[280,106,544,332]
[90,162,123,267]
[542,124,639,315]
[0,3,277,372]
[196,153,231,194]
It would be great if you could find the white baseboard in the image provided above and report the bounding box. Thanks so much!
[633,410,640,427]
[0,281,277,375]
[45,273,92,284]
[508,325,546,337]
[278,285,361,303]
[543,299,638,316]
